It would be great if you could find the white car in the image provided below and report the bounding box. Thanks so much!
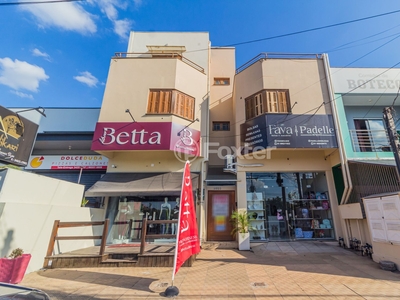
[0,282,50,299]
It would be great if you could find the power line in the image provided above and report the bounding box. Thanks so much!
[204,31,400,140]
[201,59,400,141]
[187,8,400,54]
[280,31,400,112]
[323,24,400,53]
[225,9,400,47]
[0,0,83,6]
[392,87,400,107]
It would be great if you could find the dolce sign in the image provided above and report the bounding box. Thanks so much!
[91,122,200,156]
[26,155,108,170]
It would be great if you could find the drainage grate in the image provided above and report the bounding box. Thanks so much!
[157,282,169,288]
[251,282,267,287]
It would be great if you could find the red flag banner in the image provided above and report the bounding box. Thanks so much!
[173,161,200,277]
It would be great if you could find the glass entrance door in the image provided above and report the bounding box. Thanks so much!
[246,172,334,241]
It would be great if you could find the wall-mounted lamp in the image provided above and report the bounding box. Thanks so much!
[15,106,46,117]
[178,118,199,136]
[12,107,47,137]
[125,109,136,122]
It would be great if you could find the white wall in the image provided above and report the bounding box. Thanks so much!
[9,108,100,133]
[364,194,400,268]
[128,31,210,74]
[0,169,105,273]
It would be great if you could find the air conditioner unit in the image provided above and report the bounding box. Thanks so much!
[224,155,236,174]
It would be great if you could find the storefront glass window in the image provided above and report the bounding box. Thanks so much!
[105,196,181,245]
[246,172,334,241]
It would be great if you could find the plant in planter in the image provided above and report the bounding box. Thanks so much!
[0,248,31,284]
[230,210,255,251]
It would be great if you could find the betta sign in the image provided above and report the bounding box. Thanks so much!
[91,122,200,156]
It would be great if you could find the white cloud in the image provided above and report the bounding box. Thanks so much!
[32,48,51,61]
[20,0,138,38]
[73,71,99,87]
[114,19,132,39]
[0,57,49,92]
[20,1,97,34]
[97,0,132,39]
[11,90,34,100]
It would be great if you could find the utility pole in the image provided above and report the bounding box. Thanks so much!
[383,106,400,181]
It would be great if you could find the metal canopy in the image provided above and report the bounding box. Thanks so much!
[85,172,199,197]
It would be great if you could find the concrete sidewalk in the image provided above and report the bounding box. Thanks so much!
[21,241,400,299]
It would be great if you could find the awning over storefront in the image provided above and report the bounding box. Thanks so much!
[205,166,237,185]
[348,159,396,166]
[85,172,199,197]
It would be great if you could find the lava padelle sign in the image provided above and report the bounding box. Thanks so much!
[26,155,108,170]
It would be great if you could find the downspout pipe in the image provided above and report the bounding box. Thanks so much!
[198,41,212,244]
[322,54,352,205]
[322,54,353,244]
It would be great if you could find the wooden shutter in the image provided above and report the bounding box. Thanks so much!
[277,91,288,112]
[245,98,254,120]
[266,91,277,112]
[147,90,158,113]
[171,91,195,120]
[255,93,263,116]
[148,90,172,114]
[186,96,194,120]
[173,92,183,117]
[159,90,172,113]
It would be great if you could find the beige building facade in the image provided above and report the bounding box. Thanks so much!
[86,32,345,246]
[229,54,343,243]
[87,32,212,244]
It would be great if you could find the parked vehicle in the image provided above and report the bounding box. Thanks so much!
[0,282,50,299]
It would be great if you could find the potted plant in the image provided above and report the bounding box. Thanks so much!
[230,210,255,251]
[0,248,31,284]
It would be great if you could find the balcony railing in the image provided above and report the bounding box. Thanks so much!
[113,52,205,74]
[349,129,391,152]
[235,53,323,74]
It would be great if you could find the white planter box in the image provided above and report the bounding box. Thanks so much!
[238,232,250,251]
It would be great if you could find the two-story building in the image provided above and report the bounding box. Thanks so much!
[231,54,343,243]
[330,67,400,253]
[85,32,348,246]
[85,32,214,244]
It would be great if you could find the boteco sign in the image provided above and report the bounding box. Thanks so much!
[240,114,337,153]
[91,122,200,156]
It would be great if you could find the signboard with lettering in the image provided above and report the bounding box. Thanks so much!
[266,114,337,148]
[331,68,400,94]
[0,106,39,167]
[26,155,108,170]
[240,114,337,151]
[91,122,200,156]
[173,161,200,278]
[240,115,267,154]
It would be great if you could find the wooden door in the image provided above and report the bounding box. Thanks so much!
[207,191,235,241]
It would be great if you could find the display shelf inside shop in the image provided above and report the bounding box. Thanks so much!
[246,192,263,201]
[288,199,329,202]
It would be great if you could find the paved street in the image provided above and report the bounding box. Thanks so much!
[21,241,400,299]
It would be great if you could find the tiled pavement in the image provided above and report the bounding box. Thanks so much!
[21,241,400,299]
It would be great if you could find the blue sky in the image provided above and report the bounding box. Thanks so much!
[1,0,400,108]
